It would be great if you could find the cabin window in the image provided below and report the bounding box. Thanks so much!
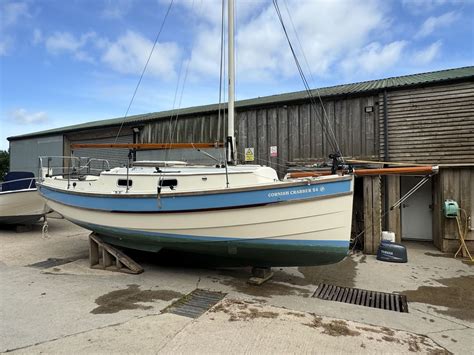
[159,179,178,189]
[117,179,133,187]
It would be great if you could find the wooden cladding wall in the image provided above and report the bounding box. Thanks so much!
[140,95,380,177]
[236,97,379,176]
[140,114,222,146]
[379,82,474,164]
[432,167,473,252]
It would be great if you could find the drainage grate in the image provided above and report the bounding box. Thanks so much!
[27,258,74,269]
[313,284,408,313]
[166,289,226,318]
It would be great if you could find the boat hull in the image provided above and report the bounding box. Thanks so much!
[0,189,47,225]
[39,177,354,266]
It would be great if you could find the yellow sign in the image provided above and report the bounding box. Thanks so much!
[244,147,254,162]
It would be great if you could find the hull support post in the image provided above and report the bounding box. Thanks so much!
[248,267,274,285]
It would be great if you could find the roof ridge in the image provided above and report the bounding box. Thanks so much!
[8,66,474,141]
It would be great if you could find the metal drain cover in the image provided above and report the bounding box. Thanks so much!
[27,258,74,269]
[313,284,408,313]
[166,289,226,318]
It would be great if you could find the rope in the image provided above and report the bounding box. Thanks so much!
[114,0,174,143]
[454,209,474,262]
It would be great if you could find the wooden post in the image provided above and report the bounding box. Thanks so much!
[386,175,401,242]
[364,176,382,254]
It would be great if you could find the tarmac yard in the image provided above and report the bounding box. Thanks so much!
[1,218,473,354]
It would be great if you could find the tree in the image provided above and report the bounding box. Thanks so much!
[0,150,9,181]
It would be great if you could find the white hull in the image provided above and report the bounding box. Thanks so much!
[46,192,352,243]
[0,189,48,224]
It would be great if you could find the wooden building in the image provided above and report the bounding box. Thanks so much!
[8,66,474,254]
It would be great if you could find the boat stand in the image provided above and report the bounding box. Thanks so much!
[89,233,144,274]
[248,267,274,285]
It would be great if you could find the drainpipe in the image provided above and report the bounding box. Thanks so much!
[383,90,389,230]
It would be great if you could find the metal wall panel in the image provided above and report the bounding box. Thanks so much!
[67,128,133,169]
[9,135,63,175]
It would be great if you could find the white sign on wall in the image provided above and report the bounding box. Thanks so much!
[270,146,278,157]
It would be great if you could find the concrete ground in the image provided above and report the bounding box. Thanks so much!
[1,218,473,354]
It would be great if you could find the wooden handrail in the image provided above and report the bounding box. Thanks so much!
[286,166,438,178]
[70,143,224,150]
[353,166,438,176]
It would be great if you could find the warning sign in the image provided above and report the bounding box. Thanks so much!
[270,146,278,157]
[244,147,254,162]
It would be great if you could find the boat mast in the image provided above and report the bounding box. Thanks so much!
[227,0,236,164]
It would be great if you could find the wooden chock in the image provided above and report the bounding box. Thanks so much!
[248,267,274,285]
[89,233,144,274]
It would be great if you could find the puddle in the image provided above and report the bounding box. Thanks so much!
[424,252,454,259]
[298,256,357,288]
[424,252,473,267]
[401,275,474,321]
[218,269,311,298]
[91,284,183,314]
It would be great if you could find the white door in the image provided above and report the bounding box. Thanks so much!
[401,176,433,241]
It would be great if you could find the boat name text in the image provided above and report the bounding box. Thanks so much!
[268,186,325,198]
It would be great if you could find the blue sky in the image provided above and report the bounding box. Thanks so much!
[1,0,473,150]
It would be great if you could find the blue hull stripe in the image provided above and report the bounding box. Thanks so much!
[39,179,351,212]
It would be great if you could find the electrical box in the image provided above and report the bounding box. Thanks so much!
[443,199,459,218]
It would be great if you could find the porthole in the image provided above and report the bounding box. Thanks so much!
[118,179,133,187]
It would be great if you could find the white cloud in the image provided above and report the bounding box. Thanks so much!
[0,36,12,56]
[11,109,49,124]
[1,2,31,27]
[0,2,32,55]
[45,31,97,63]
[101,30,180,79]
[32,28,42,45]
[168,0,266,26]
[341,41,407,75]
[415,11,459,38]
[101,0,133,19]
[413,41,442,64]
[186,0,388,82]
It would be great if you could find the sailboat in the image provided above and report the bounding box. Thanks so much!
[37,0,354,267]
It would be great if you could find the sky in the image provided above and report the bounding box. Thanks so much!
[0,0,473,150]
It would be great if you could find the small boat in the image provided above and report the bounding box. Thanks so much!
[0,172,48,225]
[37,0,354,267]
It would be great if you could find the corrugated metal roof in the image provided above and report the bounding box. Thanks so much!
[8,66,474,141]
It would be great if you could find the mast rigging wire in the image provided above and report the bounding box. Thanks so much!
[281,0,341,161]
[114,0,174,143]
[272,0,342,159]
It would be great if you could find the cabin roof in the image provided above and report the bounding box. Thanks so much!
[8,66,474,141]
